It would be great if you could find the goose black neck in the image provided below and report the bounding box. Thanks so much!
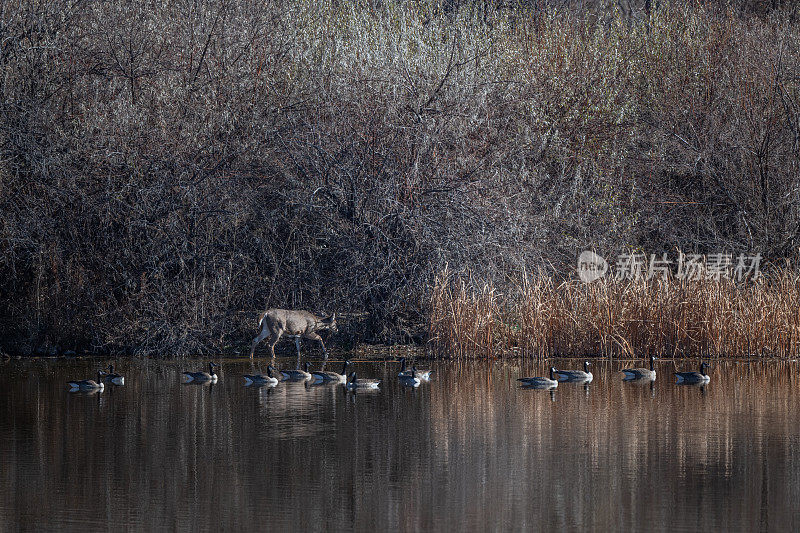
[399,358,407,372]
[549,367,555,380]
[341,361,349,375]
[208,362,214,375]
[584,361,590,372]
[304,361,310,372]
[650,356,655,371]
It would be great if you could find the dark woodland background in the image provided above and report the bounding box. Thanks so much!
[1,0,798,355]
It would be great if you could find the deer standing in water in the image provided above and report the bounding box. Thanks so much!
[249,309,338,360]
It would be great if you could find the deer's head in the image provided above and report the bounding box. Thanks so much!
[322,313,338,333]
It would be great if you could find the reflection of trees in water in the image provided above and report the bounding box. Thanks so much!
[0,359,798,530]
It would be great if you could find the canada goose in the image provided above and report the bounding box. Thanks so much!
[103,364,124,385]
[182,362,219,383]
[311,360,350,384]
[280,361,312,381]
[675,361,710,384]
[621,356,657,381]
[244,365,279,386]
[398,357,433,380]
[555,361,593,382]
[68,371,105,392]
[345,372,381,391]
[518,367,559,389]
[399,367,421,387]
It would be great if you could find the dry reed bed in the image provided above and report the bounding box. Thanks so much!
[429,269,800,359]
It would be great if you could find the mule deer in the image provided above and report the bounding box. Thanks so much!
[249,309,338,359]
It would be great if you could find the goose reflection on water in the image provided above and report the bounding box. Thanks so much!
[623,376,657,398]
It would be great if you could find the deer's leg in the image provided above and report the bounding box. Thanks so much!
[249,325,271,359]
[267,329,283,359]
[306,332,328,360]
[294,336,302,359]
[320,339,328,360]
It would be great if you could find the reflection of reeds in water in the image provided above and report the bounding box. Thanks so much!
[423,360,800,530]
[429,268,800,359]
[1,359,800,530]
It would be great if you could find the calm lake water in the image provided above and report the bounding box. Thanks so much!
[1,356,799,531]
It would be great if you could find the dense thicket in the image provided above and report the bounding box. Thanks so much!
[1,0,798,355]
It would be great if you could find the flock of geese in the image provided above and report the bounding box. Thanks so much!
[67,355,711,393]
[67,357,433,392]
[518,356,711,389]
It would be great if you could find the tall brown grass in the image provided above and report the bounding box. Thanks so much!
[429,267,800,359]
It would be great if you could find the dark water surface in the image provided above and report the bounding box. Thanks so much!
[1,357,799,531]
